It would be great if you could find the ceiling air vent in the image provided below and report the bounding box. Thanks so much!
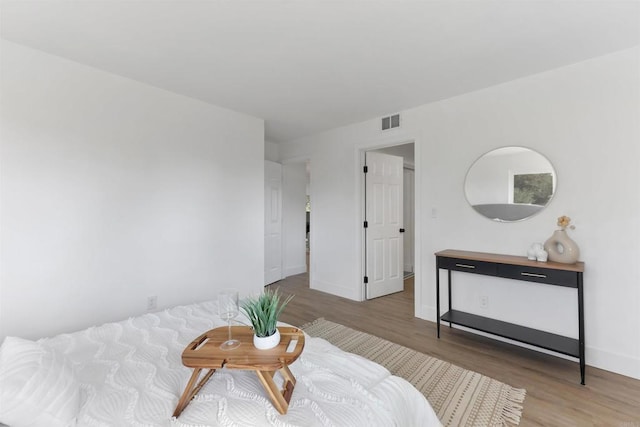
[381,114,400,131]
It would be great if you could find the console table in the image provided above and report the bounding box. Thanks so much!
[435,249,585,384]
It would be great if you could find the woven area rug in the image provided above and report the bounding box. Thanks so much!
[302,318,526,427]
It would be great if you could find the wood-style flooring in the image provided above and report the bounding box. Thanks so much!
[271,273,640,427]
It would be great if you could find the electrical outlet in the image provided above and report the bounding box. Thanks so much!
[480,295,488,309]
[147,296,158,311]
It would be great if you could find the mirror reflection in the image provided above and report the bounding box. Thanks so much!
[464,147,556,222]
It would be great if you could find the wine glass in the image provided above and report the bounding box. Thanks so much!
[218,290,241,350]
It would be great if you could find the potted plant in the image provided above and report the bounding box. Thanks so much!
[241,288,293,350]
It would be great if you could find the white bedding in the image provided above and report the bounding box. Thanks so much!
[35,301,441,427]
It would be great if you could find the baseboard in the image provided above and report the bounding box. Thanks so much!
[284,265,306,278]
[311,278,361,301]
[586,345,640,380]
[421,304,437,322]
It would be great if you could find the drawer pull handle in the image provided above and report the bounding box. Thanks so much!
[455,263,476,269]
[521,272,547,278]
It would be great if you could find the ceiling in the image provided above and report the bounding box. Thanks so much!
[2,1,639,143]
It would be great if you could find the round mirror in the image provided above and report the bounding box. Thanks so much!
[464,147,556,222]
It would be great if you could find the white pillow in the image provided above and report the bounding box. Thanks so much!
[0,336,80,427]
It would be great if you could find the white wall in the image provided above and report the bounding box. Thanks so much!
[279,47,640,379]
[0,41,265,339]
[280,130,375,300]
[282,162,307,277]
[265,140,279,162]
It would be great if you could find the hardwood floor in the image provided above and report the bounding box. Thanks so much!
[271,273,640,427]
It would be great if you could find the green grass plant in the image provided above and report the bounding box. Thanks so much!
[241,288,294,337]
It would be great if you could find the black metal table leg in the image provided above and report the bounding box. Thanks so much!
[578,272,585,385]
[436,260,440,338]
[447,269,452,328]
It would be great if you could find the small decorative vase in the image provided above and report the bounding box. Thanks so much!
[544,229,580,264]
[536,249,548,262]
[527,242,544,260]
[253,328,280,350]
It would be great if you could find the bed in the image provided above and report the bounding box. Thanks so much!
[0,299,442,427]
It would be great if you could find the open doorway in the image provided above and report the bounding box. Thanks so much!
[281,160,311,281]
[364,143,415,301]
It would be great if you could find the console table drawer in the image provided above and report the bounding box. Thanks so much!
[498,264,578,288]
[438,257,497,275]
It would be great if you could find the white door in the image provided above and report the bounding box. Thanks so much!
[265,161,283,285]
[365,152,404,299]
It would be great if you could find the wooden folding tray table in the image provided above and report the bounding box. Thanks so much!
[173,326,305,417]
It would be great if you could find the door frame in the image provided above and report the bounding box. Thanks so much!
[403,167,415,274]
[357,138,422,316]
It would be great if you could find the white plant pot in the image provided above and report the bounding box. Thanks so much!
[253,328,281,350]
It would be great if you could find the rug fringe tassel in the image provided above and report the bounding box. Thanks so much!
[508,387,527,403]
[300,317,325,330]
[501,387,526,425]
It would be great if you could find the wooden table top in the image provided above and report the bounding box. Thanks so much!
[435,249,584,272]
[182,326,305,371]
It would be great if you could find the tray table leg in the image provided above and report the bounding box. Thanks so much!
[173,368,216,418]
[280,365,296,403]
[255,366,297,415]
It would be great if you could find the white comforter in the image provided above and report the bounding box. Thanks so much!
[41,301,441,427]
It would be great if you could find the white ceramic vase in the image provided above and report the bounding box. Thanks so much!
[253,328,280,350]
[544,229,580,264]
